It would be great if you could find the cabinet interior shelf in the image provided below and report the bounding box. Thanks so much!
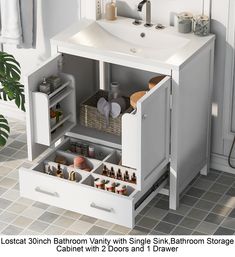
[51,121,75,145]
[49,80,71,99]
[50,113,72,132]
[49,87,73,108]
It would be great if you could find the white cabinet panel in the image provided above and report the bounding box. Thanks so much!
[122,76,171,190]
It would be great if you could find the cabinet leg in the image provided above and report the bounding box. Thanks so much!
[200,164,209,176]
[169,167,179,210]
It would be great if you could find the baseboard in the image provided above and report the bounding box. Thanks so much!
[211,153,235,175]
[0,101,26,121]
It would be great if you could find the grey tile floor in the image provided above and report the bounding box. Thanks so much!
[0,118,235,235]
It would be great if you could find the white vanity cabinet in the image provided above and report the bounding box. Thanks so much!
[19,17,215,228]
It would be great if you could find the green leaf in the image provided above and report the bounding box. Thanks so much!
[0,114,10,146]
[0,51,21,81]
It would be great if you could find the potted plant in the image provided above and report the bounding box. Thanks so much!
[0,51,25,146]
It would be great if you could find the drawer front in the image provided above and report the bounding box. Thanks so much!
[76,185,134,228]
[19,168,134,228]
[19,168,83,211]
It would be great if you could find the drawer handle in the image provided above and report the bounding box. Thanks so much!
[35,187,59,197]
[90,202,114,213]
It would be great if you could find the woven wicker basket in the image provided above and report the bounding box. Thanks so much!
[80,90,131,136]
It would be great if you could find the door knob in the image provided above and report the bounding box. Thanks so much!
[142,114,148,120]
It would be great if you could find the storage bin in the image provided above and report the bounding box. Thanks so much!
[80,90,131,136]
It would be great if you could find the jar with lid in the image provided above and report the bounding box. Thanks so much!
[177,12,193,33]
[38,77,51,94]
[108,82,121,101]
[193,15,210,36]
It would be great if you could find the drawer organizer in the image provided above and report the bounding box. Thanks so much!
[19,137,169,228]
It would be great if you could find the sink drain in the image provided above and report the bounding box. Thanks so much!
[130,48,137,53]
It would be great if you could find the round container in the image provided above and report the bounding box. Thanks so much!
[115,185,127,195]
[130,91,147,109]
[149,76,166,90]
[177,12,193,33]
[109,82,121,101]
[194,15,210,36]
[94,178,106,190]
[105,181,116,192]
[38,78,51,94]
[88,146,95,158]
[74,156,86,169]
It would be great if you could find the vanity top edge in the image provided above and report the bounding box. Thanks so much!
[51,17,215,70]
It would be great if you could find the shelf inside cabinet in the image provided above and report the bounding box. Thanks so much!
[68,124,121,150]
[49,87,73,108]
[51,122,75,145]
[50,114,72,132]
[49,80,71,99]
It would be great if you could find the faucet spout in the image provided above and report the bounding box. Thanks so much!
[137,0,152,27]
[137,0,147,12]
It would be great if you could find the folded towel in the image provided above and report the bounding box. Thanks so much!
[18,0,35,48]
[0,0,22,45]
[0,0,35,48]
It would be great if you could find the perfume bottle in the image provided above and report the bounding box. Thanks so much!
[124,170,129,182]
[110,167,115,178]
[102,165,108,176]
[56,164,63,178]
[116,169,122,180]
[131,172,137,184]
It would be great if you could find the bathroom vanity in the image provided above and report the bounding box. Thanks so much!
[19,16,215,228]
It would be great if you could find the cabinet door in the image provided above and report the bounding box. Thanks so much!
[25,54,76,161]
[122,76,171,190]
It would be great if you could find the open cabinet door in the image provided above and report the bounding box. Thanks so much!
[122,76,171,190]
[25,54,76,161]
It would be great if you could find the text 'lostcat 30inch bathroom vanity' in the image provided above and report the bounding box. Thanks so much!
[19,14,215,228]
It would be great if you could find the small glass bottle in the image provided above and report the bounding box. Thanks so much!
[105,0,117,21]
[116,169,122,180]
[56,164,63,178]
[88,146,95,158]
[124,170,129,182]
[131,173,137,184]
[108,82,121,101]
[110,167,115,178]
[102,165,108,176]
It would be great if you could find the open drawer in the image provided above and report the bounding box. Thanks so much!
[19,137,169,228]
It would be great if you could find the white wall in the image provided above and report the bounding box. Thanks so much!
[115,0,205,25]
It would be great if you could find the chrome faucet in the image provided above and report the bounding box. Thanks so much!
[137,0,152,27]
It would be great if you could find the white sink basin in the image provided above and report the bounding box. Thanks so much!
[52,16,214,68]
[68,17,190,61]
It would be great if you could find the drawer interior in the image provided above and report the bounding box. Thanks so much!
[81,174,136,197]
[32,138,138,199]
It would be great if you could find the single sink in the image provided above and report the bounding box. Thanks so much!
[68,17,190,61]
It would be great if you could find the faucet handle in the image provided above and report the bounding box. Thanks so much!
[133,19,142,25]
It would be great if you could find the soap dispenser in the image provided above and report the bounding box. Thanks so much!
[105,0,117,21]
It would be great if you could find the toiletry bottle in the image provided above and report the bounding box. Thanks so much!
[105,0,117,21]
[55,103,62,123]
[131,172,137,184]
[56,164,63,178]
[110,167,115,178]
[38,77,51,94]
[116,169,122,180]
[124,170,130,182]
[102,165,108,176]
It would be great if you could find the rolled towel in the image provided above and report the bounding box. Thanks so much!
[0,0,22,45]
